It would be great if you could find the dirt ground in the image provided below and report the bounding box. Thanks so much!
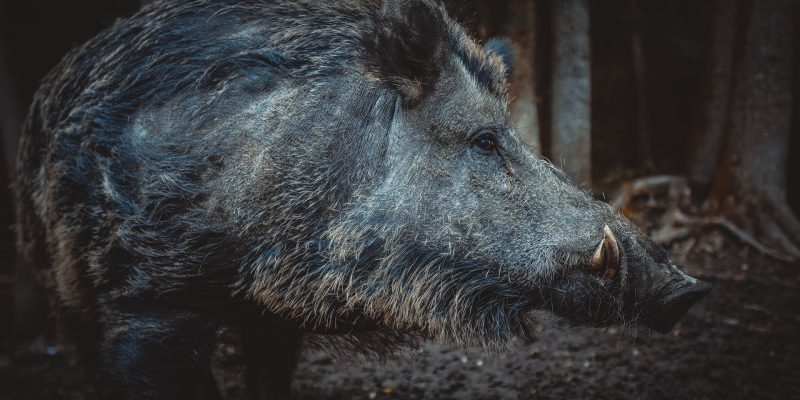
[2,235,799,400]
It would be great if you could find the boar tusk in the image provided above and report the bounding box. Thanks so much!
[590,225,621,277]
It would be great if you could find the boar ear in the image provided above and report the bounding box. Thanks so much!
[364,0,445,105]
[485,38,515,80]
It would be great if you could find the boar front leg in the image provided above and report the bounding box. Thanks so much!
[241,318,301,400]
[100,310,221,400]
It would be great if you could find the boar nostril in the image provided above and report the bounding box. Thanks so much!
[589,225,620,278]
[649,281,712,333]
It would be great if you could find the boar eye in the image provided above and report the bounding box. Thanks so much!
[471,132,498,155]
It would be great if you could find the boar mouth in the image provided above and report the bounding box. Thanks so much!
[523,227,630,329]
[518,225,710,335]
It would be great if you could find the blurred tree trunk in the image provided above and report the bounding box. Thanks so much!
[0,30,35,337]
[686,0,739,191]
[2,32,46,339]
[550,0,591,184]
[470,0,542,154]
[628,0,652,170]
[505,0,541,154]
[0,34,21,172]
[709,0,800,259]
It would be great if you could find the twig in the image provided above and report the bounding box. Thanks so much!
[705,217,794,262]
[677,238,696,263]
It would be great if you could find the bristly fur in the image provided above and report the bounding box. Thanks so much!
[361,0,509,105]
[14,0,701,397]
[16,0,520,349]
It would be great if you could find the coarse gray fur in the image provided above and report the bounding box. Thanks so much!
[14,0,708,398]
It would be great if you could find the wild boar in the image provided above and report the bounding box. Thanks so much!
[14,0,710,398]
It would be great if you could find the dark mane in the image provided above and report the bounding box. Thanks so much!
[35,0,508,133]
[36,0,366,132]
[361,0,509,105]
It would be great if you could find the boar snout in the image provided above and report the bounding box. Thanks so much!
[647,279,712,333]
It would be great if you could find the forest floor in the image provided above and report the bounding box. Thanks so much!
[2,233,799,400]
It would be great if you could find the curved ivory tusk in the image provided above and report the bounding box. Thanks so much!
[590,225,621,277]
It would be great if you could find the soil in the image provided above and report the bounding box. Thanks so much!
[2,236,799,400]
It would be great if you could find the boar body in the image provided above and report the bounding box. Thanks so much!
[14,1,709,398]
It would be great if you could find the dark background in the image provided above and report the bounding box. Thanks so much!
[1,0,798,399]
